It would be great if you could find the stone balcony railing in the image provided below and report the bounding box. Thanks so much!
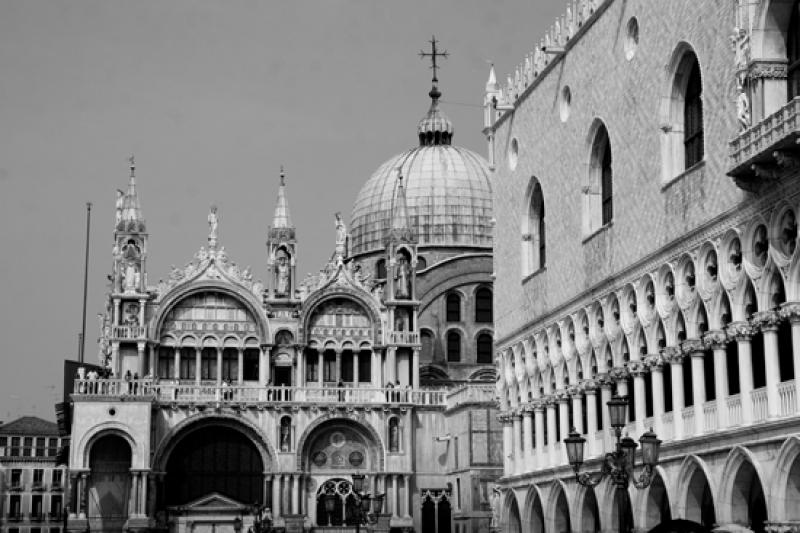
[112,325,147,340]
[73,379,448,407]
[446,383,496,409]
[388,331,420,345]
[728,96,800,190]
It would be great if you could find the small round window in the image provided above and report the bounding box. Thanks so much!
[560,86,572,122]
[625,17,639,60]
[509,138,519,170]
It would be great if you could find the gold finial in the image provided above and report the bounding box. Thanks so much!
[280,165,285,186]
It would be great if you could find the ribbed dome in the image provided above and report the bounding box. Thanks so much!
[350,143,493,255]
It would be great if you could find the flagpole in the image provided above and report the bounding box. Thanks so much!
[79,202,92,363]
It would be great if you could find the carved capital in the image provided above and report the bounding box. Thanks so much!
[753,310,781,332]
[780,301,800,324]
[662,346,684,364]
[497,413,515,425]
[608,366,629,381]
[532,399,547,412]
[681,338,705,356]
[703,329,729,350]
[643,353,664,370]
[628,361,648,376]
[727,320,756,341]
[567,385,583,397]
[582,379,599,392]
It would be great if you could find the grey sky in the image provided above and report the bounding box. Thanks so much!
[0,0,564,421]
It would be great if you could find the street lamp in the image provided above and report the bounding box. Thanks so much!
[350,474,384,533]
[563,395,662,533]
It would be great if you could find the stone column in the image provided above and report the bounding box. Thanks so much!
[79,472,89,518]
[511,412,523,473]
[570,387,584,434]
[318,350,324,386]
[533,402,545,469]
[665,347,685,439]
[647,356,665,437]
[272,474,282,518]
[780,302,800,413]
[137,343,146,377]
[600,378,613,453]
[173,347,181,380]
[684,338,706,436]
[353,351,360,384]
[237,348,244,383]
[387,347,397,384]
[754,310,782,418]
[403,474,411,518]
[557,393,569,466]
[392,474,399,518]
[412,349,420,389]
[335,350,342,383]
[522,407,533,472]
[500,413,514,475]
[545,399,558,467]
[194,347,201,383]
[372,349,381,387]
[291,474,299,514]
[216,348,223,384]
[148,345,157,377]
[630,364,646,434]
[728,322,755,425]
[705,330,729,429]
[584,384,598,457]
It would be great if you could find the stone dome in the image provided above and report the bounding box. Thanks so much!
[350,93,493,255]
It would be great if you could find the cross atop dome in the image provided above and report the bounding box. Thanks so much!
[419,35,448,101]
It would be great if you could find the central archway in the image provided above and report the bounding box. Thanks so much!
[164,425,265,506]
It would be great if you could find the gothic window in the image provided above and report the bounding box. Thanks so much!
[447,331,461,362]
[522,180,546,276]
[684,59,704,168]
[789,0,800,99]
[475,287,493,323]
[476,333,493,364]
[584,121,612,234]
[446,293,461,322]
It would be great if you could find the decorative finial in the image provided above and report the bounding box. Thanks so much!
[208,204,219,248]
[128,154,135,178]
[396,166,403,184]
[419,35,448,100]
[280,165,285,186]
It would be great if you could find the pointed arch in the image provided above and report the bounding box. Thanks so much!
[771,436,800,521]
[674,454,717,528]
[717,446,769,530]
[546,480,572,533]
[522,177,546,277]
[521,484,546,532]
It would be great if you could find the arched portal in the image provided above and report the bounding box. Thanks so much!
[729,460,767,533]
[554,487,572,533]
[579,486,600,533]
[87,434,132,533]
[506,494,522,533]
[686,467,715,528]
[164,425,265,506]
[643,473,671,531]
[524,488,545,533]
[610,487,634,533]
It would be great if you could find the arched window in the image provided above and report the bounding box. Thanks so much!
[447,331,461,362]
[475,287,493,323]
[522,180,546,276]
[476,333,493,364]
[446,293,461,322]
[421,329,435,361]
[376,259,386,279]
[789,0,800,99]
[416,256,427,270]
[663,46,704,181]
[684,59,704,168]
[585,122,612,234]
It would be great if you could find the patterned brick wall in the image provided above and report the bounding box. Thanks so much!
[492,0,743,343]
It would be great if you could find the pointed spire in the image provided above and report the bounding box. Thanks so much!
[118,154,145,230]
[486,63,498,91]
[391,168,410,232]
[272,165,293,229]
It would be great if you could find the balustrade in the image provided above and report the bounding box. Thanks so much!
[727,394,743,426]
[389,331,420,345]
[445,383,496,408]
[778,380,797,417]
[681,406,695,433]
[752,387,769,422]
[702,401,718,432]
[72,379,447,407]
[112,325,146,339]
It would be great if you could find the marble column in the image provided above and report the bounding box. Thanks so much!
[665,347,684,439]
[216,348,223,384]
[728,321,755,425]
[194,348,201,383]
[392,474,399,518]
[754,310,782,418]
[630,364,646,434]
[335,350,342,383]
[685,338,707,435]
[403,474,411,518]
[148,345,157,377]
[173,347,180,380]
[570,387,584,434]
[79,472,89,518]
[318,350,324,386]
[545,399,557,467]
[648,356,666,436]
[387,347,397,384]
[272,474,282,518]
[533,402,545,469]
[353,351,360,384]
[412,349,420,389]
[522,407,534,472]
[137,343,146,378]
[512,413,523,473]
[584,385,598,457]
[237,348,244,383]
[501,414,514,475]
[705,330,729,429]
[600,379,613,453]
[291,474,299,514]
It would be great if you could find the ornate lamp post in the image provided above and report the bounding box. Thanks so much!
[351,474,385,533]
[563,395,662,533]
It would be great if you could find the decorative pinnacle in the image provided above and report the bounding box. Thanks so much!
[128,154,135,178]
[280,165,285,186]
[419,35,448,100]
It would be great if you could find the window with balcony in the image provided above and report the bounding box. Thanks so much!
[446,293,461,322]
[447,331,461,362]
[475,287,493,323]
[243,348,260,381]
[31,494,43,520]
[9,494,21,519]
[358,350,371,383]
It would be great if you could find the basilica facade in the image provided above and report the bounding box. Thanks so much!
[488,1,800,532]
[65,81,500,533]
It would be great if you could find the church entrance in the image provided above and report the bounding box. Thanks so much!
[315,478,359,527]
[87,434,132,533]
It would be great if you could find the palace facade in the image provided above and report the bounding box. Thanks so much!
[64,80,500,533]
[488,1,800,532]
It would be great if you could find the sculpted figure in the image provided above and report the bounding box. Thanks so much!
[395,253,411,299]
[208,205,219,245]
[275,251,291,296]
[737,87,751,130]
[115,189,124,226]
[123,262,139,293]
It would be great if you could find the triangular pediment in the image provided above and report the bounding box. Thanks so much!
[178,492,245,512]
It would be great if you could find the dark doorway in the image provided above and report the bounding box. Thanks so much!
[647,519,711,533]
[274,366,291,386]
[165,425,264,506]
